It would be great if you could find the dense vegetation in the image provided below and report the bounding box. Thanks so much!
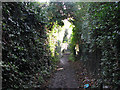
[2,2,74,89]
[2,2,52,88]
[2,2,120,89]
[70,2,120,89]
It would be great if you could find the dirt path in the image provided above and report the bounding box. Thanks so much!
[48,54,79,88]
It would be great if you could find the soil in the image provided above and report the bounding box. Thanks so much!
[43,53,96,88]
[48,53,79,88]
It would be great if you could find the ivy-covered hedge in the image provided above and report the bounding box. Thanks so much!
[88,2,120,89]
[70,2,120,89]
[2,2,76,89]
[2,2,53,89]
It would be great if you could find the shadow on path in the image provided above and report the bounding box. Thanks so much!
[48,53,79,88]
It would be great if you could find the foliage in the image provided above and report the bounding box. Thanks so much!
[70,2,120,89]
[2,2,120,89]
[63,29,68,43]
[48,22,62,62]
[2,2,77,89]
[2,2,54,89]
[88,2,120,89]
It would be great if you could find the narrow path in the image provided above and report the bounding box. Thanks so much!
[48,53,79,88]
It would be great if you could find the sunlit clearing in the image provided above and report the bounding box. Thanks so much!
[59,19,74,51]
[58,19,73,42]
[63,19,73,39]
[48,19,74,57]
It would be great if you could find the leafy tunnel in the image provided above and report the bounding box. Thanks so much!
[2,1,120,89]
